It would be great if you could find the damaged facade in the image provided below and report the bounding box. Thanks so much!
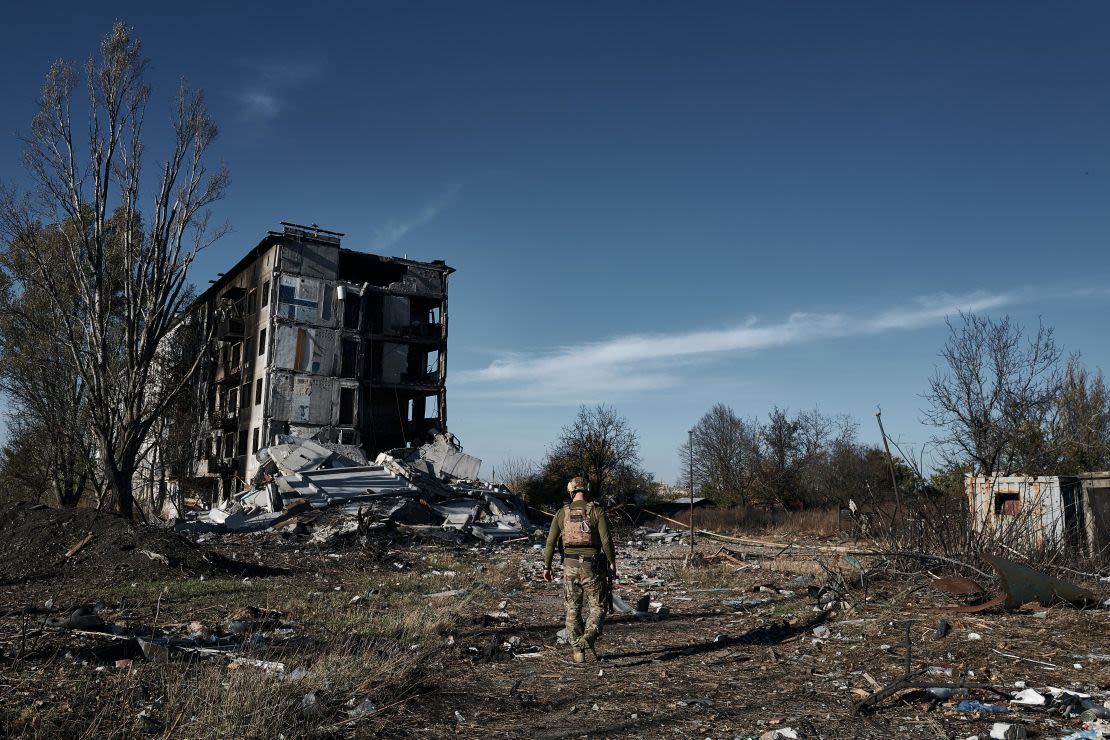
[966,472,1110,557]
[179,222,454,501]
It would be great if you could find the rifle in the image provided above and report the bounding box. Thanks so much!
[597,552,614,614]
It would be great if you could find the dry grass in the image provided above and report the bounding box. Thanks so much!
[3,629,438,739]
[0,546,511,738]
[766,508,843,537]
[669,506,844,538]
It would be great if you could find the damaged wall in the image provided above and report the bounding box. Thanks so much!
[966,473,1108,556]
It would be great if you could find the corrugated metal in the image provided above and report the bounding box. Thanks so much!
[276,465,419,505]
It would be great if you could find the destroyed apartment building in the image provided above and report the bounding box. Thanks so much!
[184,221,453,499]
[966,472,1110,558]
[157,222,534,544]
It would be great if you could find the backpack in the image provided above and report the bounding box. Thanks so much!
[561,504,597,548]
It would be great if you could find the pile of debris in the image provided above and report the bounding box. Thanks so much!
[184,433,537,545]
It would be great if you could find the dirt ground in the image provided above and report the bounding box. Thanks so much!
[1,505,1108,739]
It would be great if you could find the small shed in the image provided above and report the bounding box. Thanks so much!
[965,473,1108,556]
[657,497,713,516]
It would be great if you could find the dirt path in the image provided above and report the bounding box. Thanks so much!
[393,541,1110,739]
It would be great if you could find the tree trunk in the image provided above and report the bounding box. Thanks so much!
[106,462,135,519]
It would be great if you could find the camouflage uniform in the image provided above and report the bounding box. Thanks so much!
[562,556,605,649]
[543,498,615,658]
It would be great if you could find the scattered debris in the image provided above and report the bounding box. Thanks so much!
[989,722,1028,739]
[955,699,1010,714]
[182,434,537,546]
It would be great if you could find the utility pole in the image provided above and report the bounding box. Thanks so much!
[875,408,902,532]
[688,428,695,554]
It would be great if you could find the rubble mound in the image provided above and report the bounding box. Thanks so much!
[0,502,279,586]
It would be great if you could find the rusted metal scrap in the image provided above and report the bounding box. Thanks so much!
[934,554,1097,612]
[981,553,1097,609]
[930,575,986,596]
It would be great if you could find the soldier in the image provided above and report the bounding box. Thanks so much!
[542,477,616,663]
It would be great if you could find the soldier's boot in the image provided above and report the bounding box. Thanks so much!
[584,633,599,662]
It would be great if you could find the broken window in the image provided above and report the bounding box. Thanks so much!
[338,387,355,425]
[365,294,384,333]
[247,289,257,315]
[427,349,440,376]
[425,395,438,419]
[258,328,267,357]
[230,343,241,367]
[343,294,361,329]
[240,382,251,408]
[261,280,270,307]
[994,493,1020,516]
[237,429,247,457]
[255,378,263,405]
[252,427,260,454]
[340,339,358,378]
[227,387,238,412]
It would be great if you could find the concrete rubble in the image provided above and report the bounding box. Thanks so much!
[179,433,537,544]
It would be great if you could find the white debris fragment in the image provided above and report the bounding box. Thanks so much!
[1010,688,1045,706]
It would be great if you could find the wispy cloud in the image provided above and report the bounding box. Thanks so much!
[456,291,1017,404]
[374,182,463,250]
[236,58,323,119]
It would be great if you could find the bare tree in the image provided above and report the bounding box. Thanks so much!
[679,403,758,505]
[553,404,641,503]
[922,312,1061,475]
[0,23,227,517]
[1053,354,1110,473]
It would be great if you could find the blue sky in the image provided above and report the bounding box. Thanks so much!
[1,2,1109,483]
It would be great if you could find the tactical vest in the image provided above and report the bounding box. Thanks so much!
[561,504,598,548]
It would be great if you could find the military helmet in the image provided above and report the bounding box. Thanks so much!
[567,477,590,495]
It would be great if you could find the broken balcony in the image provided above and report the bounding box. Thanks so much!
[205,456,235,474]
[215,316,246,342]
[208,411,239,431]
[214,360,245,385]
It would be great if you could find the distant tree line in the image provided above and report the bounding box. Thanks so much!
[675,404,914,510]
